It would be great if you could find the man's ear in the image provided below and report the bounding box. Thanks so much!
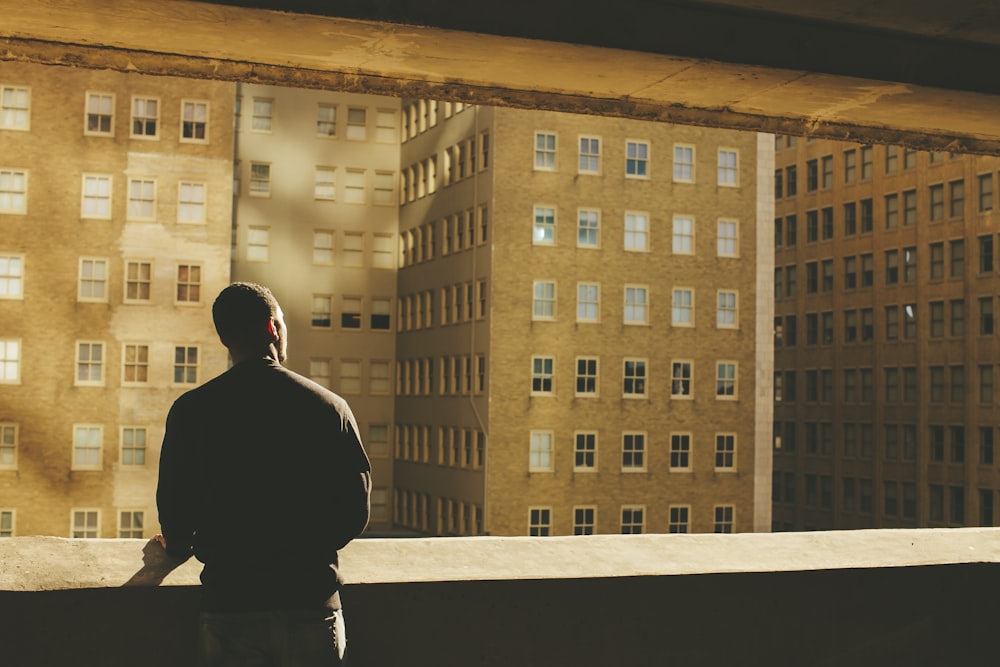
[266,318,278,340]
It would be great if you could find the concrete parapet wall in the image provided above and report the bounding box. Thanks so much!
[2,530,999,665]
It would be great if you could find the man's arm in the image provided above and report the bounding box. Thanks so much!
[155,400,197,559]
[327,412,372,552]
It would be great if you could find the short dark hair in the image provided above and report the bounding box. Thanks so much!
[212,282,279,345]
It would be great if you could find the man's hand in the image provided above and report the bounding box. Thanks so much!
[153,534,167,550]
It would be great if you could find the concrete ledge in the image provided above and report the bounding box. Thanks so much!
[2,528,999,591]
[3,530,999,665]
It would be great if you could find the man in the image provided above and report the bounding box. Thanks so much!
[156,282,371,666]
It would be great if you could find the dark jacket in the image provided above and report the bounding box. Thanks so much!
[157,356,371,612]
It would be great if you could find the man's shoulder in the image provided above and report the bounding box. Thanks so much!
[276,365,352,410]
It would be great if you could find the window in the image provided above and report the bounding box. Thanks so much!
[573,507,596,535]
[371,298,391,330]
[341,297,362,329]
[528,507,552,536]
[126,178,155,220]
[120,427,147,466]
[532,281,556,320]
[374,171,395,205]
[317,103,336,136]
[902,189,917,225]
[180,100,208,141]
[624,285,648,324]
[979,173,994,212]
[903,247,917,282]
[0,340,19,383]
[118,510,144,538]
[624,212,649,251]
[860,199,873,233]
[344,169,365,204]
[372,234,394,269]
[929,184,945,221]
[951,239,965,278]
[579,136,600,173]
[131,96,158,137]
[623,359,647,397]
[860,146,873,180]
[122,344,149,384]
[370,360,391,394]
[576,357,598,396]
[311,295,332,328]
[245,226,270,262]
[951,299,966,337]
[314,167,336,200]
[718,149,738,185]
[622,433,645,470]
[249,162,271,197]
[670,433,691,470]
[531,356,554,394]
[844,256,857,289]
[0,85,30,129]
[339,360,361,394]
[346,107,367,140]
[671,361,692,398]
[672,288,693,326]
[715,434,736,470]
[624,140,651,178]
[534,132,556,170]
[577,209,600,248]
[950,179,965,218]
[313,230,334,265]
[980,235,995,273]
[84,92,114,135]
[375,109,396,143]
[78,258,107,302]
[717,291,737,327]
[775,169,783,199]
[73,425,102,469]
[806,210,818,243]
[672,215,694,254]
[674,144,694,182]
[621,506,645,534]
[717,362,737,398]
[343,232,364,267]
[843,202,856,236]
[81,174,111,218]
[785,165,797,196]
[885,193,898,229]
[176,264,201,303]
[844,149,856,183]
[574,432,597,470]
[250,97,273,132]
[861,253,874,287]
[0,169,27,214]
[717,219,738,256]
[177,182,205,223]
[72,510,100,538]
[0,423,17,469]
[529,431,553,471]
[981,297,995,335]
[885,305,899,340]
[533,206,555,244]
[668,506,689,533]
[930,242,945,279]
[173,346,198,384]
[0,255,23,299]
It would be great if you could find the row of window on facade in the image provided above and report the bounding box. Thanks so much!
[394,425,487,470]
[0,257,203,304]
[775,237,1000,299]
[394,489,483,537]
[527,430,738,475]
[532,207,742,255]
[527,504,737,536]
[0,170,216,221]
[533,132,742,185]
[397,281,487,331]
[774,141,972,191]
[775,420,1000,469]
[305,357,393,398]
[774,175,996,240]
[400,205,489,267]
[529,357,738,400]
[775,299,1000,351]
[240,163,397,205]
[399,130,490,204]
[1,84,212,141]
[0,340,200,386]
[530,281,740,329]
[773,471,991,526]
[0,508,145,539]
[399,98,472,142]
[238,96,397,143]
[774,363,1000,406]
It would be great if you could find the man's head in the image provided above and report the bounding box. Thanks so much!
[212,282,287,363]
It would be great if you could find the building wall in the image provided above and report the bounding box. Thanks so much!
[0,62,234,537]
[230,84,401,532]
[772,137,1000,530]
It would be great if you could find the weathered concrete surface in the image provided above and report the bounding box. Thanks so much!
[3,0,1000,154]
[3,528,1000,591]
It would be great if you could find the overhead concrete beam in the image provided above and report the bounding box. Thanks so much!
[3,0,1000,154]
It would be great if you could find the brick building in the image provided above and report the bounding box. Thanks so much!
[0,61,234,537]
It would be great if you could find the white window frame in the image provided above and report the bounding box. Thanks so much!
[621,505,646,534]
[0,254,24,300]
[533,205,556,245]
[534,131,557,171]
[529,431,555,472]
[177,181,206,223]
[250,97,273,132]
[127,178,156,221]
[531,356,555,395]
[623,358,648,398]
[0,508,15,536]
[370,359,391,395]
[716,361,738,399]
[317,103,337,137]
[672,288,694,327]
[343,232,365,267]
[0,423,17,470]
[84,91,115,136]
[71,508,101,538]
[672,215,695,254]
[249,162,271,197]
[573,506,597,535]
[374,170,395,205]
[624,285,649,325]
[118,509,145,538]
[121,343,150,385]
[0,85,30,130]
[72,424,103,470]
[577,282,600,323]
[375,108,397,143]
[717,219,739,257]
[669,433,692,471]
[574,431,598,472]
[671,360,693,399]
[344,168,366,204]
[346,107,367,141]
[81,174,112,219]
[0,339,20,384]
[717,290,738,329]
[173,345,199,385]
[74,341,105,386]
[175,263,202,304]
[180,99,209,143]
[575,356,599,397]
[120,426,148,466]
[673,143,695,183]
[577,208,600,248]
[624,211,649,252]
[246,226,270,262]
[578,135,600,174]
[714,505,735,533]
[622,432,647,472]
[532,280,556,321]
[718,148,739,186]
[669,505,691,533]
[715,433,737,471]
[313,230,334,265]
[528,506,552,536]
[0,168,28,214]
[78,258,108,302]
[130,95,159,139]
[625,140,649,178]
